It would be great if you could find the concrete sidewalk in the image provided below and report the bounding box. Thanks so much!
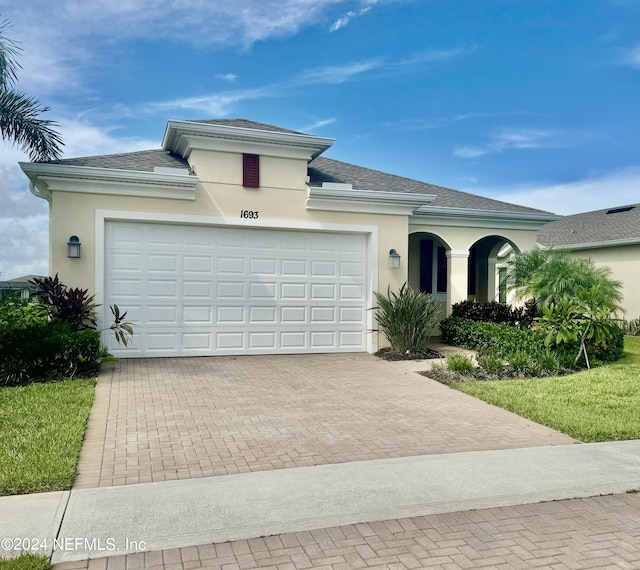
[2,440,639,564]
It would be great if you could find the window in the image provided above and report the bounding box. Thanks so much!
[243,153,260,188]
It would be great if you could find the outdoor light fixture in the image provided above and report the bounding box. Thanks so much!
[389,248,401,268]
[67,235,81,258]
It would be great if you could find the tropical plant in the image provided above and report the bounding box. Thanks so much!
[31,275,97,330]
[446,353,475,374]
[505,249,623,314]
[372,283,440,353]
[0,19,62,161]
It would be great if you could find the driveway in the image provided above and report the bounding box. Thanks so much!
[74,353,575,489]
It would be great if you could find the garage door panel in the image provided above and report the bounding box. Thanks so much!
[281,283,306,299]
[250,258,277,275]
[183,281,212,298]
[106,222,368,356]
[249,306,276,322]
[147,306,178,324]
[218,282,245,298]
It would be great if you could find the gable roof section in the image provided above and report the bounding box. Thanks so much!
[309,157,553,215]
[189,119,306,135]
[48,149,189,171]
[538,204,640,249]
[162,119,334,160]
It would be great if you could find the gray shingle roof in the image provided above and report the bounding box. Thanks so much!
[43,120,553,216]
[188,119,305,135]
[51,149,189,171]
[309,157,552,214]
[538,204,640,247]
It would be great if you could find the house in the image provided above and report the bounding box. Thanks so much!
[20,119,558,357]
[0,275,41,299]
[538,204,640,319]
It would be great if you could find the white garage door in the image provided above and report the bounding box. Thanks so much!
[104,221,369,356]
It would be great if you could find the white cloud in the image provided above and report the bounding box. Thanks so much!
[147,59,383,116]
[622,44,640,68]
[216,73,238,82]
[299,59,383,84]
[399,46,477,66]
[298,118,337,132]
[1,1,391,97]
[330,1,376,32]
[454,128,584,159]
[0,118,161,280]
[474,166,640,216]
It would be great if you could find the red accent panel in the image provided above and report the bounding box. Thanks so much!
[243,154,260,188]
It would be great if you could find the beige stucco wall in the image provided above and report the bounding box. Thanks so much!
[47,149,410,350]
[566,245,640,319]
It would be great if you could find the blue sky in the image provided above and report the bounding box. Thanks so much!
[1,0,640,279]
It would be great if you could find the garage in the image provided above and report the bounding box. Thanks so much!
[104,221,369,356]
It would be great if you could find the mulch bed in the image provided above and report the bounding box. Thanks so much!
[375,347,443,361]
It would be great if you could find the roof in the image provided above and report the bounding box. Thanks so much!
[40,119,552,216]
[51,149,189,172]
[538,204,640,248]
[309,157,552,215]
[188,118,306,135]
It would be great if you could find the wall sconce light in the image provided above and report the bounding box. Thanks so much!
[389,248,401,268]
[67,235,81,258]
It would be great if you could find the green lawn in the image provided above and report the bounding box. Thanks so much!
[0,554,49,570]
[454,336,640,442]
[0,378,95,496]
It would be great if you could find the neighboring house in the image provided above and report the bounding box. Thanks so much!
[20,119,557,357]
[538,204,640,319]
[0,275,41,299]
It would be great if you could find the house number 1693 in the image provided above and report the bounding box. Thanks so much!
[240,210,259,219]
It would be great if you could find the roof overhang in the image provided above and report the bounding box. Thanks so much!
[411,205,561,230]
[538,237,640,251]
[307,184,436,215]
[19,162,199,202]
[163,120,335,161]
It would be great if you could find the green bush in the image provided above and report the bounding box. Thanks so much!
[477,352,506,376]
[440,315,624,370]
[451,300,536,327]
[373,283,440,353]
[446,353,475,374]
[440,316,547,357]
[0,321,102,386]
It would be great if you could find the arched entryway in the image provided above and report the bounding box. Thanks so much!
[468,236,520,303]
[408,232,451,314]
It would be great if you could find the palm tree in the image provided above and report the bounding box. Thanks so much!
[506,249,623,315]
[0,19,63,161]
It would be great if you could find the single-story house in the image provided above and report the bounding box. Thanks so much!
[538,203,640,319]
[20,119,558,357]
[0,275,41,299]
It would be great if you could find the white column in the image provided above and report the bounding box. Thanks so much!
[446,249,469,315]
[487,257,498,302]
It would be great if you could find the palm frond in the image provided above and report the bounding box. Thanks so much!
[0,89,63,161]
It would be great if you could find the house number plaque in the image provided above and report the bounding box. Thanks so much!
[240,210,259,219]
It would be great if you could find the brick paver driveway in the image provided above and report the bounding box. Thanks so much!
[55,493,640,570]
[75,353,575,488]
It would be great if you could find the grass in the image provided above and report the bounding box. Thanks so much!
[453,336,640,442]
[0,554,49,570]
[0,378,95,496]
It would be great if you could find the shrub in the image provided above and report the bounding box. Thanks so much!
[440,316,547,358]
[621,317,640,337]
[477,352,505,376]
[446,354,474,374]
[0,321,102,386]
[31,275,97,330]
[373,283,440,353]
[440,314,623,370]
[506,350,541,377]
[450,300,530,327]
